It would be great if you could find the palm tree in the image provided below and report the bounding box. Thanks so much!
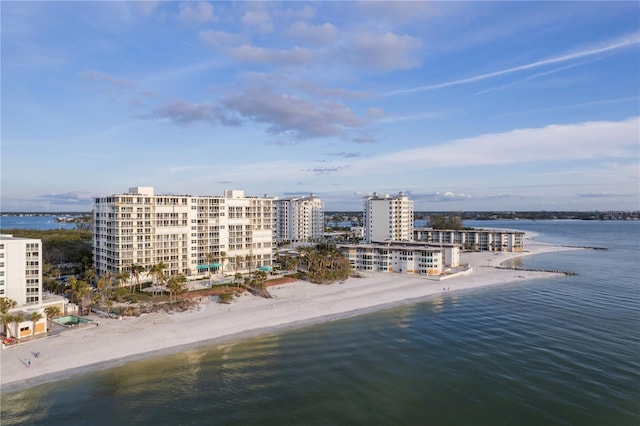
[116,270,131,290]
[220,251,227,276]
[1,313,21,340]
[29,312,43,336]
[44,305,61,324]
[83,267,95,285]
[96,274,110,306]
[245,251,254,274]
[66,277,91,315]
[1,298,19,339]
[149,262,167,296]
[234,255,243,275]
[167,275,187,301]
[0,297,17,315]
[205,252,216,278]
[253,270,268,289]
[131,264,145,292]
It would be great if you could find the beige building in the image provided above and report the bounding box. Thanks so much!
[93,187,274,281]
[363,192,414,243]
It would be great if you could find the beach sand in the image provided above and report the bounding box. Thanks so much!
[0,239,575,392]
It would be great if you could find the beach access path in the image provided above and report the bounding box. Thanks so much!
[0,238,576,392]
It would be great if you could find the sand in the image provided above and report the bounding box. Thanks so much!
[0,238,575,392]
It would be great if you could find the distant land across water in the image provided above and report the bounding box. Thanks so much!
[2,211,639,224]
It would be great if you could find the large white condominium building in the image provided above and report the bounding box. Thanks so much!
[93,187,274,280]
[0,234,42,306]
[363,192,414,243]
[274,194,324,243]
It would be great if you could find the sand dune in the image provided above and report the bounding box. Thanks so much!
[0,239,574,392]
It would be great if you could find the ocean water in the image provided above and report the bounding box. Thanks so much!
[0,215,78,230]
[1,220,639,425]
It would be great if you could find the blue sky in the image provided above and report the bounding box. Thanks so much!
[2,1,639,212]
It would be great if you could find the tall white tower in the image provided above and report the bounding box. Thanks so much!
[274,194,324,243]
[363,192,414,243]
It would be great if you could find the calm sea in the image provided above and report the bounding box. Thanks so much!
[1,220,638,425]
[0,215,78,230]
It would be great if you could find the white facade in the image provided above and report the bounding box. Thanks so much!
[363,192,414,243]
[339,241,460,276]
[414,228,525,252]
[0,234,42,306]
[0,235,52,340]
[93,187,274,280]
[274,194,324,243]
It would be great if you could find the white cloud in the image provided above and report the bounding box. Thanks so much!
[283,21,338,46]
[221,88,365,139]
[178,1,217,23]
[230,45,314,66]
[242,10,273,34]
[199,30,246,48]
[348,117,640,173]
[342,32,422,70]
[386,31,640,95]
[365,107,385,118]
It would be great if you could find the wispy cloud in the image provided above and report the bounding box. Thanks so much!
[503,97,640,116]
[385,32,640,96]
[346,117,640,174]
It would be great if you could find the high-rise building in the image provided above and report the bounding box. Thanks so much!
[93,187,274,280]
[274,194,324,243]
[0,234,52,341]
[363,192,414,243]
[0,234,42,305]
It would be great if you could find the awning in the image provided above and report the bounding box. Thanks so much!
[197,263,222,270]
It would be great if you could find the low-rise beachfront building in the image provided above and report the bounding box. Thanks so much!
[274,194,324,244]
[93,187,274,281]
[339,241,460,276]
[0,234,55,341]
[363,192,414,243]
[413,228,525,252]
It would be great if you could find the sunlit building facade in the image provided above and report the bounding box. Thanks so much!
[274,194,324,243]
[93,187,274,280]
[363,192,414,243]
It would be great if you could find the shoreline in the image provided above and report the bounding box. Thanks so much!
[0,238,579,393]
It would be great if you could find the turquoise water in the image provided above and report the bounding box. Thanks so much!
[52,316,92,326]
[1,220,638,425]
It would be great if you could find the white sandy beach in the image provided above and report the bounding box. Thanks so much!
[0,239,575,392]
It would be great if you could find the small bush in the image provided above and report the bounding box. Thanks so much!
[218,293,234,304]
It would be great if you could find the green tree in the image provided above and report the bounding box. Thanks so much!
[0,297,19,339]
[29,312,43,335]
[167,275,187,301]
[149,262,167,296]
[217,292,234,304]
[66,277,91,314]
[116,270,131,290]
[130,264,145,292]
[219,251,227,275]
[44,305,61,323]
[0,297,17,314]
[205,252,217,278]
[253,270,268,289]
